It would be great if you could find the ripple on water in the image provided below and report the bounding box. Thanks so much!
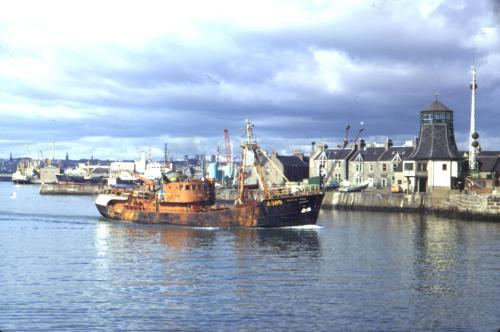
[0,183,499,331]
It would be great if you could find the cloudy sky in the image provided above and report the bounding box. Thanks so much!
[0,0,499,161]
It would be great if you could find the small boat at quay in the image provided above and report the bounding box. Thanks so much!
[339,180,370,193]
[95,120,324,227]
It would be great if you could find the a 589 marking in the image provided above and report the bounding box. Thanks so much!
[266,199,283,207]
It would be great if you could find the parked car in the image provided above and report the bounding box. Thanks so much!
[391,184,402,193]
[323,180,339,191]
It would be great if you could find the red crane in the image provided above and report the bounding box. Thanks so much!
[224,129,232,166]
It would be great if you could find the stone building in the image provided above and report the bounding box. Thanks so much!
[264,151,309,186]
[349,147,386,187]
[309,139,414,189]
[310,146,357,186]
[376,146,414,188]
[403,99,462,193]
[470,152,500,189]
[347,143,415,188]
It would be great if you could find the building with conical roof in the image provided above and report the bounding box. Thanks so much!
[402,99,462,192]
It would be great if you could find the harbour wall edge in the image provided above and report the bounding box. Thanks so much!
[216,189,500,221]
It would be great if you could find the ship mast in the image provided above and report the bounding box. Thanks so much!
[237,120,271,203]
[468,66,479,172]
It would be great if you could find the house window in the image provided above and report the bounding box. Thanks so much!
[382,163,387,172]
[404,163,413,171]
[370,164,374,172]
[381,178,387,187]
[417,163,428,171]
[442,163,447,171]
[393,163,398,171]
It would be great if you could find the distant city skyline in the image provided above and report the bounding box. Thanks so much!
[0,0,499,160]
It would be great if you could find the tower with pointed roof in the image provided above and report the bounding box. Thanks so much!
[403,98,461,193]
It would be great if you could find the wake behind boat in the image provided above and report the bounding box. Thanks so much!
[95,120,324,227]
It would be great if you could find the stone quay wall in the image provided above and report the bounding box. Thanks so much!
[40,183,105,195]
[216,188,500,221]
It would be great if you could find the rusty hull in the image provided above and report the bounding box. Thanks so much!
[96,192,324,228]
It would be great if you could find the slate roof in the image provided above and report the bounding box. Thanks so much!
[378,146,414,161]
[320,148,354,160]
[276,155,307,167]
[478,151,500,157]
[409,123,460,160]
[477,156,499,173]
[423,100,451,111]
[350,147,386,162]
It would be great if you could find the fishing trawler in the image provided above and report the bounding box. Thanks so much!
[95,120,324,227]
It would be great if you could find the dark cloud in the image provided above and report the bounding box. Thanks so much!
[492,0,500,21]
[0,0,499,159]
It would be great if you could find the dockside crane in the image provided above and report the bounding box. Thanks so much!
[343,125,351,148]
[224,129,232,169]
[351,125,364,147]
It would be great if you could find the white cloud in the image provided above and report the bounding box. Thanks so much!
[0,0,498,159]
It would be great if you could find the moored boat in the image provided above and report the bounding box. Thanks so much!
[56,166,107,185]
[12,170,33,184]
[12,159,40,184]
[339,180,370,192]
[56,174,107,185]
[95,120,324,227]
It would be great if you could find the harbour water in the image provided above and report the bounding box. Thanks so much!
[0,182,499,331]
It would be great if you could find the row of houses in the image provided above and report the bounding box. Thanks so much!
[264,99,500,193]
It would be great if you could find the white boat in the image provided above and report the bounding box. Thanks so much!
[339,180,370,192]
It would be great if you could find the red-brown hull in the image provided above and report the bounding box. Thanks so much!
[96,193,324,228]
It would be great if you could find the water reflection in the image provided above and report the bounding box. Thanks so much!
[96,218,321,254]
[233,227,321,257]
[96,218,218,252]
[413,216,459,296]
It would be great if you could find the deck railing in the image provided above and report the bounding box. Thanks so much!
[268,184,321,198]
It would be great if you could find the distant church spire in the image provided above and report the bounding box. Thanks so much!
[469,65,479,172]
